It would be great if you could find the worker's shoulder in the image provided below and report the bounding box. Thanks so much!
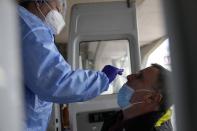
[18,5,50,33]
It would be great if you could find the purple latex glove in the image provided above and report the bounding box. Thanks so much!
[102,65,124,83]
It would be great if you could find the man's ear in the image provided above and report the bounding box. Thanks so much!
[143,94,153,104]
[144,93,161,104]
[152,93,162,104]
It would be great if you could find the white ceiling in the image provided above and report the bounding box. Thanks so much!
[56,0,166,46]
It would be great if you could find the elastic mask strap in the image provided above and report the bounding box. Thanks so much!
[131,101,144,107]
[135,89,154,93]
[123,101,144,110]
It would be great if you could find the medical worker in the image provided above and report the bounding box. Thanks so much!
[17,0,124,130]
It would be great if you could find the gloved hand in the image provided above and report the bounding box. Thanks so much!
[102,65,124,83]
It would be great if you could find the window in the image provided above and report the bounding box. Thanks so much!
[80,40,131,95]
[146,39,171,70]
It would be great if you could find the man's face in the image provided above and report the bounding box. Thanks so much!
[126,66,160,103]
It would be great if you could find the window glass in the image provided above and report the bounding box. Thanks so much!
[80,40,131,95]
[146,39,171,70]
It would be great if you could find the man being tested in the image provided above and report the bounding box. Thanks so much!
[17,0,123,130]
[102,64,173,131]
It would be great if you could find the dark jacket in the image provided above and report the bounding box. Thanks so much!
[101,111,173,131]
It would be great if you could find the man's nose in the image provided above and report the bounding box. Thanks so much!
[127,74,134,81]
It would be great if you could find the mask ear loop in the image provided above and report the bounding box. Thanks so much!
[158,94,163,103]
[131,101,144,106]
[136,89,163,105]
[135,89,155,93]
[123,89,155,110]
[122,101,144,110]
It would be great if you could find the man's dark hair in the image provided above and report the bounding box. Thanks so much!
[19,2,31,8]
[151,64,173,112]
[18,1,45,8]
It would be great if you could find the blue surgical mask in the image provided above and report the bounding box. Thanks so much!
[117,84,153,110]
[117,84,135,109]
